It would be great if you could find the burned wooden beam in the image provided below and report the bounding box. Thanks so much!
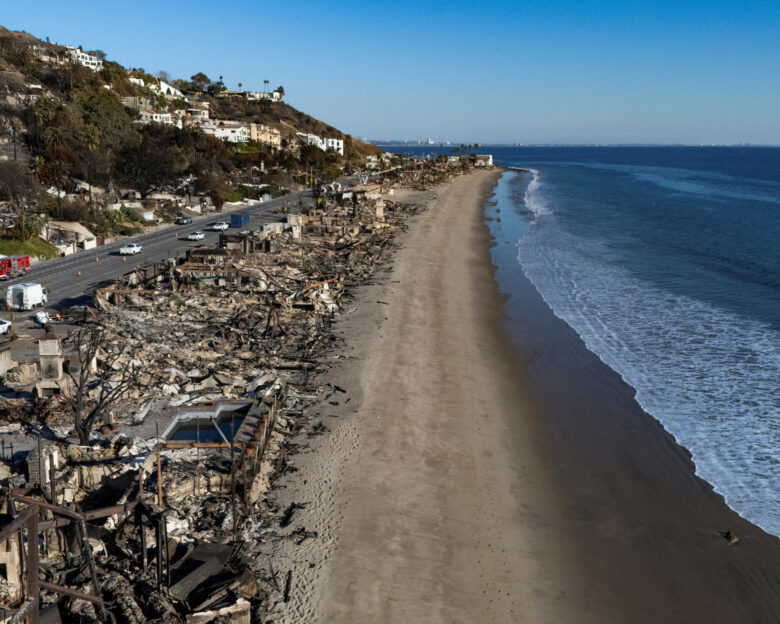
[38,580,106,605]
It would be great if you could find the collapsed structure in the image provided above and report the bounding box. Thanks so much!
[0,159,483,622]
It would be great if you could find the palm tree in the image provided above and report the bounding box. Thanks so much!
[264,79,269,94]
[238,82,242,91]
[79,125,100,208]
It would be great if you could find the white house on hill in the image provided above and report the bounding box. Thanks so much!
[297,133,344,156]
[137,110,177,126]
[66,46,103,72]
[203,121,248,143]
[323,137,344,155]
[150,80,184,98]
[245,90,284,102]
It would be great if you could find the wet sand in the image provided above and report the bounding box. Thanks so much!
[485,170,780,622]
[270,168,780,623]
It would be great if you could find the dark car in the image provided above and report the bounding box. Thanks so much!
[176,215,193,225]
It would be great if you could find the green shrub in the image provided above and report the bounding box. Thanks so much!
[118,224,142,236]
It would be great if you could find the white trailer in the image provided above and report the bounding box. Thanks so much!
[6,283,48,311]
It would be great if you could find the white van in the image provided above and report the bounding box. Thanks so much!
[6,283,49,311]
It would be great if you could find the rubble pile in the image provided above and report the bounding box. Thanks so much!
[0,162,478,623]
[384,157,478,190]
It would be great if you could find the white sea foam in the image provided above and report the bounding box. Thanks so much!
[523,169,550,217]
[515,174,780,536]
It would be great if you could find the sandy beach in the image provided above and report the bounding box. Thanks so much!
[270,169,582,622]
[268,168,780,623]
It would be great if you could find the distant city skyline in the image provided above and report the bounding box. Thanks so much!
[4,0,780,144]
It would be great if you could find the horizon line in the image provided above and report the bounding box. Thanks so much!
[370,142,780,148]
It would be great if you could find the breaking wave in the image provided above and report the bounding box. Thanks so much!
[523,169,550,218]
[515,173,780,536]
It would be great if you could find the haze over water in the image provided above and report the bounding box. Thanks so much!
[476,146,780,535]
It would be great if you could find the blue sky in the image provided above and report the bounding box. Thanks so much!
[4,0,780,144]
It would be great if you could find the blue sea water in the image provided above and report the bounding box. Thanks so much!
[487,146,780,536]
[382,144,780,535]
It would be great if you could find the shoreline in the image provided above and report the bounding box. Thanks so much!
[265,167,780,623]
[486,169,780,622]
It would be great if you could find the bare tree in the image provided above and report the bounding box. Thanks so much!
[0,161,37,206]
[65,325,143,445]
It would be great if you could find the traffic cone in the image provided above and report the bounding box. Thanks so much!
[78,271,81,277]
[96,257,99,262]
[123,257,126,262]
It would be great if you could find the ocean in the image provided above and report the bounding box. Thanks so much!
[381,144,780,536]
[482,146,780,537]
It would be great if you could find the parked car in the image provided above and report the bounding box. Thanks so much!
[212,221,229,231]
[176,215,193,225]
[0,319,11,334]
[119,243,143,255]
[187,231,205,241]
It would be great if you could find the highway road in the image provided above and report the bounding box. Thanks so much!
[3,189,316,315]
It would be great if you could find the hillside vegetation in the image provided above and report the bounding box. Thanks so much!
[0,24,377,244]
[0,235,59,259]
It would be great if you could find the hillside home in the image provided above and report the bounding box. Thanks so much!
[65,46,103,71]
[121,95,157,112]
[204,121,248,143]
[248,123,281,149]
[297,133,324,150]
[73,181,103,197]
[245,90,283,102]
[33,45,66,67]
[137,110,176,126]
[175,108,209,121]
[41,221,96,250]
[150,80,184,98]
[296,133,344,155]
[323,137,344,155]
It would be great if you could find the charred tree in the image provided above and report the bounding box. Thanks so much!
[65,325,143,445]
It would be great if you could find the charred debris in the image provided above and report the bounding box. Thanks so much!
[0,162,475,623]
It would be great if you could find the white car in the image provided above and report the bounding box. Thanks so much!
[187,231,205,241]
[212,222,229,231]
[0,319,11,334]
[119,243,143,255]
